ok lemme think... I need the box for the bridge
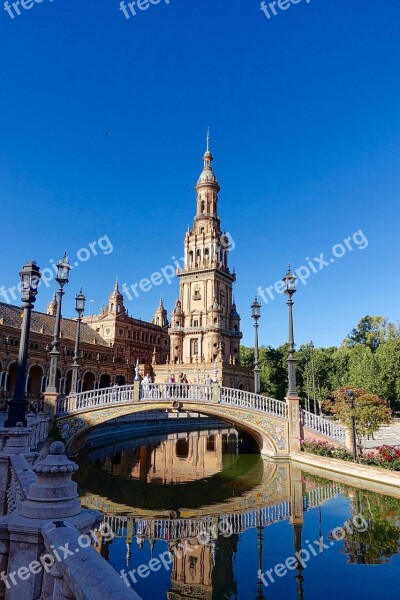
[52,382,347,457]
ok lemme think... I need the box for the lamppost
[251,297,261,394]
[309,341,318,414]
[71,288,85,395]
[46,253,71,394]
[283,266,297,397]
[4,261,41,427]
[346,389,358,460]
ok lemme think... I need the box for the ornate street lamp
[71,289,85,394]
[46,253,71,394]
[283,266,297,397]
[346,389,358,460]
[4,261,41,427]
[251,297,261,394]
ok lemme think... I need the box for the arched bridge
[54,383,346,457]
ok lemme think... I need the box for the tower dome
[107,278,125,315]
[46,292,58,316]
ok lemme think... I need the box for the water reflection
[76,424,400,599]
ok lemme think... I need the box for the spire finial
[206,127,210,152]
[114,275,119,292]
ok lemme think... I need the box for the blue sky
[0,0,399,348]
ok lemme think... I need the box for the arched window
[110,303,114,312]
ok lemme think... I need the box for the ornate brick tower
[168,134,243,368]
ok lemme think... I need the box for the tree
[375,338,400,410]
[343,316,389,352]
[324,387,391,446]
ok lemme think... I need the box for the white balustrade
[56,385,136,415]
[220,387,288,418]
[300,409,346,444]
[56,384,345,446]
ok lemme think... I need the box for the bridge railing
[141,383,212,402]
[300,409,346,444]
[220,387,288,418]
[57,385,135,414]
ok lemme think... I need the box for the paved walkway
[364,421,400,449]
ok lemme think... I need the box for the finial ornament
[206,127,210,151]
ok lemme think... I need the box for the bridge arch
[57,402,285,458]
[54,383,346,458]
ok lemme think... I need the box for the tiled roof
[0,302,109,347]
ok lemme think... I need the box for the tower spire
[206,127,210,152]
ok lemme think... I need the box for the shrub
[301,440,400,471]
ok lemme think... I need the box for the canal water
[75,422,400,600]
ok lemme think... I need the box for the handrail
[301,409,346,444]
[42,522,142,600]
[7,454,37,513]
[220,387,288,418]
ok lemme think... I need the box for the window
[193,320,199,327]
[193,285,201,300]
[191,339,199,355]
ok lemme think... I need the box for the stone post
[345,427,355,455]
[287,395,301,453]
[133,380,141,402]
[0,428,33,516]
[4,442,101,600]
[212,384,220,404]
[42,392,58,428]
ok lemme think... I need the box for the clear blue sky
[0,0,399,349]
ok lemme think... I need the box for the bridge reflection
[76,425,343,599]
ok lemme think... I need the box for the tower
[168,134,242,366]
[46,292,58,316]
[107,278,125,316]
[152,298,168,329]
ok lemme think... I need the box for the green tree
[375,338,400,410]
[324,387,391,446]
[343,316,390,352]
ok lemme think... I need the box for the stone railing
[301,409,347,444]
[57,385,136,414]
[6,453,37,513]
[141,383,212,402]
[27,416,50,450]
[1,441,141,600]
[42,522,142,600]
[57,383,289,421]
[220,387,288,418]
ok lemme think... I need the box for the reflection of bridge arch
[76,450,271,514]
[92,481,343,541]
